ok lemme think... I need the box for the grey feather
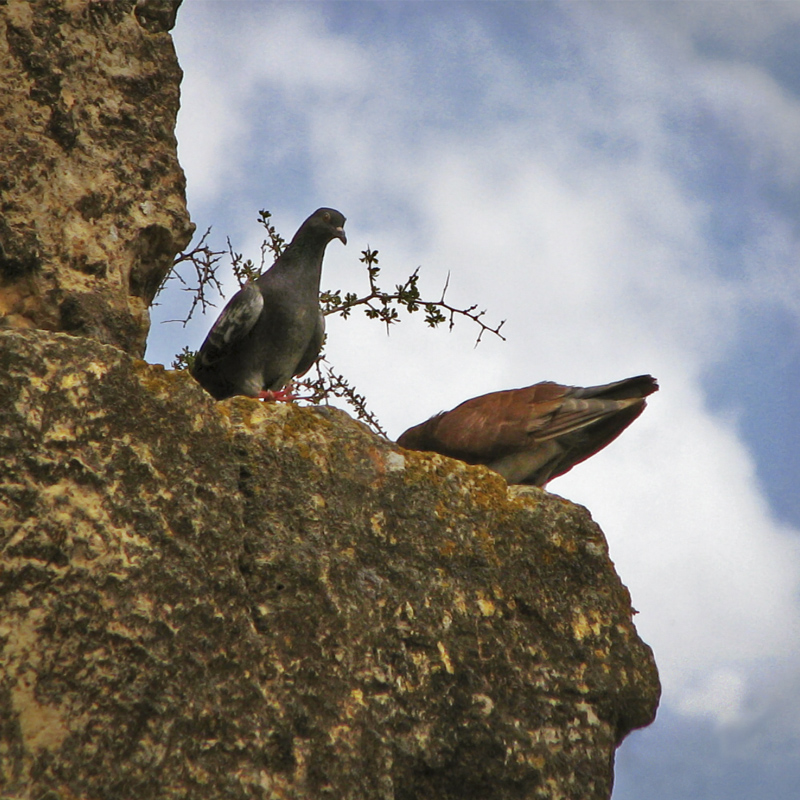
[293,311,325,379]
[193,285,264,370]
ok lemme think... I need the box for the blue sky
[148,3,800,796]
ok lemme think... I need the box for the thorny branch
[161,210,506,434]
[293,358,389,439]
[157,227,225,324]
[158,210,286,326]
[320,247,506,345]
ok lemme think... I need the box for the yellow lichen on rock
[0,328,660,800]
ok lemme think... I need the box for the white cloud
[696,60,800,187]
[677,668,748,724]
[603,0,800,56]
[556,376,800,702]
[175,59,247,206]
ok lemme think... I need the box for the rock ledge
[0,330,659,800]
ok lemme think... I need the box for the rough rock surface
[0,329,660,800]
[0,0,193,357]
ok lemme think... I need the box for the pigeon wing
[406,388,547,463]
[524,395,636,441]
[194,284,264,368]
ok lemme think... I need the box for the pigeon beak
[335,227,347,245]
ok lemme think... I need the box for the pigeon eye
[323,212,331,222]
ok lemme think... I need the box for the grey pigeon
[191,208,346,400]
[396,375,658,486]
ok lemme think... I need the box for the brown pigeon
[191,208,346,400]
[396,375,658,486]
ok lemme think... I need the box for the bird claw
[258,387,295,402]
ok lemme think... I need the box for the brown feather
[396,375,658,486]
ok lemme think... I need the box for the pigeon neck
[272,236,328,288]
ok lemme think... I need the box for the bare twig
[159,209,288,326]
[257,209,286,259]
[320,248,506,344]
[158,227,226,324]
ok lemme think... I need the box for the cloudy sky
[147,2,800,796]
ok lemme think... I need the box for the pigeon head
[300,207,347,246]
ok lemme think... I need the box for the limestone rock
[0,329,660,800]
[0,0,193,357]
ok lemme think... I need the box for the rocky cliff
[0,329,659,799]
[0,2,659,798]
[0,0,193,356]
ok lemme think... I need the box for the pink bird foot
[258,386,296,402]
